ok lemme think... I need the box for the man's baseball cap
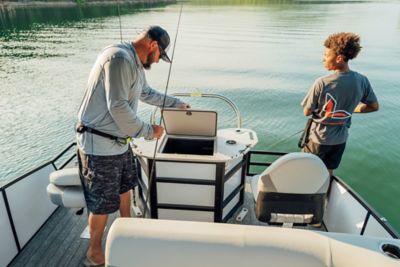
[146,26,171,63]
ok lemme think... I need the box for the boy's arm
[353,101,379,113]
[301,79,322,117]
[355,76,379,113]
[303,107,312,116]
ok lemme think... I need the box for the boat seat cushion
[105,218,400,267]
[106,218,331,267]
[47,184,86,208]
[47,168,85,208]
[250,152,330,224]
[49,168,81,186]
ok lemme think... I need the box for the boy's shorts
[77,148,137,214]
[302,141,346,170]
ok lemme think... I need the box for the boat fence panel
[323,180,368,234]
[225,156,243,174]
[223,159,243,200]
[363,216,393,238]
[157,183,215,206]
[5,164,57,248]
[156,161,217,180]
[222,193,240,220]
[157,209,214,222]
[0,191,19,267]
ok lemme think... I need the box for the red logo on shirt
[323,93,351,119]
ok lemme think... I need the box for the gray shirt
[77,42,183,155]
[301,70,377,145]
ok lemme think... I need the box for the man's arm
[353,101,379,113]
[104,58,154,139]
[140,81,185,108]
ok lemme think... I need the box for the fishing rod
[117,0,123,42]
[142,4,184,218]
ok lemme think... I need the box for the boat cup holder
[380,243,400,260]
[226,140,237,145]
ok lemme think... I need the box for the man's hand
[152,125,164,139]
[176,103,191,110]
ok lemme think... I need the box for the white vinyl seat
[250,152,329,224]
[47,168,86,208]
[105,218,400,267]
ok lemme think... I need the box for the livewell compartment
[162,137,214,155]
[160,109,217,156]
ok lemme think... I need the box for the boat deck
[9,180,324,267]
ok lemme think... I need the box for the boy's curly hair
[324,32,362,61]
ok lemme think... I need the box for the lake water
[1,0,399,231]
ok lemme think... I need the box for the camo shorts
[77,148,137,214]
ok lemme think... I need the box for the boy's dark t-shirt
[301,70,377,145]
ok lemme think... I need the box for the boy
[301,32,379,176]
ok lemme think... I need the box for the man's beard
[143,51,155,70]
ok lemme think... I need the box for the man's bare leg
[328,169,333,177]
[119,190,131,217]
[87,213,107,264]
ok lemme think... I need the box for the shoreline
[0,0,177,8]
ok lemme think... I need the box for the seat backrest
[254,152,330,224]
[105,218,400,267]
[257,152,329,195]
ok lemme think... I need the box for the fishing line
[267,129,303,149]
[143,4,184,218]
[117,0,123,42]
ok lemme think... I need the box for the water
[1,0,399,231]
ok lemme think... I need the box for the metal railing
[0,143,77,267]
[150,92,242,128]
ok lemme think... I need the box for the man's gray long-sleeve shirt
[77,42,183,155]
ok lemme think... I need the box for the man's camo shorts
[77,148,137,214]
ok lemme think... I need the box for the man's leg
[325,143,346,177]
[119,148,136,218]
[303,141,342,176]
[87,213,108,264]
[78,150,124,265]
[119,190,131,217]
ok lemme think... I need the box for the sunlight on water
[0,0,399,230]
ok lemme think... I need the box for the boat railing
[1,144,398,266]
[246,150,399,239]
[150,92,242,128]
[0,143,77,267]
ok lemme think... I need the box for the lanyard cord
[142,4,184,218]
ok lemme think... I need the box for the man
[301,32,379,176]
[76,25,190,266]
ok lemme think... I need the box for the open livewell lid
[162,108,217,137]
